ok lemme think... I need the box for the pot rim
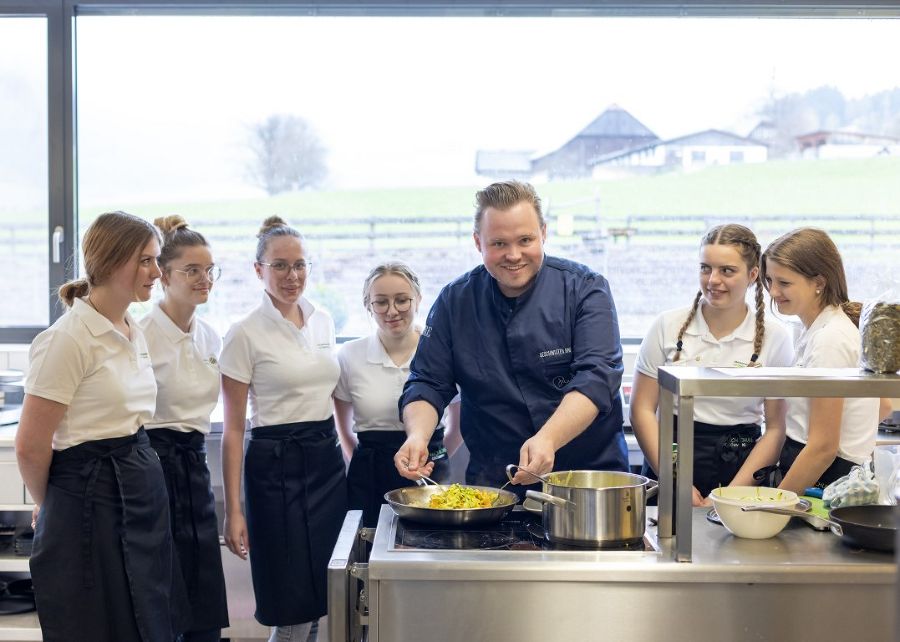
[542,469,653,491]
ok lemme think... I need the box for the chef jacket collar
[72,296,139,341]
[683,304,756,343]
[259,290,315,327]
[365,333,412,369]
[148,302,194,344]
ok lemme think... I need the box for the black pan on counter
[829,505,898,553]
[384,485,518,526]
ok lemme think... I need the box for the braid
[751,279,765,364]
[673,291,703,363]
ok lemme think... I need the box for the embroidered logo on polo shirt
[206,356,219,367]
[422,325,432,338]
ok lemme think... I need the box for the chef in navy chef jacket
[395,180,628,489]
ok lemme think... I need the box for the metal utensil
[416,472,445,490]
[491,480,512,506]
[741,504,842,533]
[505,464,553,485]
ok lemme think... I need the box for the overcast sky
[2,16,899,207]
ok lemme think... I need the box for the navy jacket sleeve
[563,273,624,416]
[398,286,459,420]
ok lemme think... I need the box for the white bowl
[709,486,799,539]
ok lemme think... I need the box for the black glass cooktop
[392,508,653,552]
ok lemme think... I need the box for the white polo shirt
[635,304,794,425]
[785,305,879,464]
[25,297,157,450]
[140,303,221,434]
[219,292,339,428]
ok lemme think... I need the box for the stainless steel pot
[513,466,658,547]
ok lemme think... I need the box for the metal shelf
[656,366,900,562]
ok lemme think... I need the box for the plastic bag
[822,464,879,508]
[873,445,900,505]
[859,286,900,374]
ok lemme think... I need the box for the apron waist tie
[78,442,135,589]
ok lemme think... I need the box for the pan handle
[644,479,659,501]
[526,490,575,509]
[506,464,553,485]
[829,523,844,537]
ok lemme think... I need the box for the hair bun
[154,215,189,234]
[258,215,288,238]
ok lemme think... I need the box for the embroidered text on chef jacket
[25,297,156,450]
[400,255,628,471]
[786,305,879,464]
[635,305,794,425]
[140,303,222,434]
[218,292,339,427]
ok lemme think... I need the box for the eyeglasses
[258,260,312,275]
[370,296,414,314]
[172,265,222,282]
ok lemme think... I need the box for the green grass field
[4,157,900,236]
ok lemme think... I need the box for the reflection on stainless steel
[327,505,895,642]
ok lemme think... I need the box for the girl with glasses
[219,216,346,642]
[139,215,229,642]
[17,211,184,641]
[334,261,461,527]
[630,224,794,506]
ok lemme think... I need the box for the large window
[3,4,900,342]
[0,16,48,328]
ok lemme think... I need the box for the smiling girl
[630,224,794,506]
[140,215,228,642]
[761,227,887,493]
[334,261,460,527]
[219,216,346,642]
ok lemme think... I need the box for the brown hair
[255,215,302,262]
[58,211,160,307]
[362,260,423,309]
[761,227,859,325]
[154,214,209,270]
[673,224,765,363]
[474,180,545,234]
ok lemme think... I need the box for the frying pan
[829,505,898,553]
[384,485,518,526]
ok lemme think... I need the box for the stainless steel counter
[332,505,895,642]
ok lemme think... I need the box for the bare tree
[247,114,327,195]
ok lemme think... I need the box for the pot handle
[525,490,575,509]
[644,479,659,501]
[506,464,552,485]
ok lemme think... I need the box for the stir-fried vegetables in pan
[427,484,500,509]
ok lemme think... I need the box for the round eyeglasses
[258,260,312,275]
[370,296,414,314]
[172,265,222,282]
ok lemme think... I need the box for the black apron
[30,428,186,642]
[778,436,857,489]
[642,418,762,498]
[245,418,347,626]
[347,428,449,528]
[148,428,229,633]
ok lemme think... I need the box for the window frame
[1,0,897,343]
